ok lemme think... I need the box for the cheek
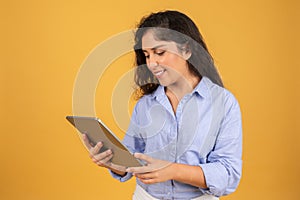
[164,54,187,71]
[169,51,185,62]
[160,54,177,67]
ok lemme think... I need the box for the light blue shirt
[111,77,242,199]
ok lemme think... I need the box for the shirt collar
[150,84,165,100]
[150,76,210,99]
[192,76,209,98]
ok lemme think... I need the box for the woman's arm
[127,153,207,188]
[172,163,207,188]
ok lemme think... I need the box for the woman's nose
[148,55,159,68]
[149,61,158,68]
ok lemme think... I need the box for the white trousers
[133,184,219,200]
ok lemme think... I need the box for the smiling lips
[153,69,166,78]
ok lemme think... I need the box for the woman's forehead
[141,31,177,51]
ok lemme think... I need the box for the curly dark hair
[134,10,223,98]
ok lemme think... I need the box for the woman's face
[141,30,192,88]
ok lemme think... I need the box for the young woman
[83,10,242,200]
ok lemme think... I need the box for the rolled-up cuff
[199,162,228,197]
[109,170,133,182]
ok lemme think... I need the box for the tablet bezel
[66,116,143,168]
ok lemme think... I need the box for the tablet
[66,116,143,167]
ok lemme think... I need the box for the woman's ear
[183,49,192,60]
[181,44,192,60]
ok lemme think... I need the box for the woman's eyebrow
[142,44,167,52]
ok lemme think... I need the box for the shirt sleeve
[199,92,243,197]
[109,170,133,182]
[109,100,145,182]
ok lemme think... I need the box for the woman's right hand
[82,134,127,176]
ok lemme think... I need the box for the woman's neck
[166,75,200,101]
[165,75,200,113]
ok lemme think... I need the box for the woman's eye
[156,51,165,56]
[143,50,165,59]
[143,53,149,58]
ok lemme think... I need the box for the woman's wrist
[170,163,180,180]
[110,168,126,177]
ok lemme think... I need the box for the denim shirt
[111,77,242,199]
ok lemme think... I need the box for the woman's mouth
[153,69,166,78]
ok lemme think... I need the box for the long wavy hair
[134,10,223,98]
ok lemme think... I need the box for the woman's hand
[82,134,127,175]
[126,153,174,184]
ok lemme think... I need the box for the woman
[83,10,242,199]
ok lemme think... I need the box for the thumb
[134,153,153,163]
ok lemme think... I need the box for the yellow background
[1,0,299,199]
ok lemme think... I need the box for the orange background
[1,0,299,199]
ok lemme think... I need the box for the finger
[126,165,152,174]
[90,142,103,156]
[96,153,113,166]
[135,172,155,179]
[134,153,153,163]
[82,134,92,149]
[138,177,156,184]
[93,149,112,161]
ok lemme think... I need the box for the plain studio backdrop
[0,0,299,199]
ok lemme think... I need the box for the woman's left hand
[126,153,175,184]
